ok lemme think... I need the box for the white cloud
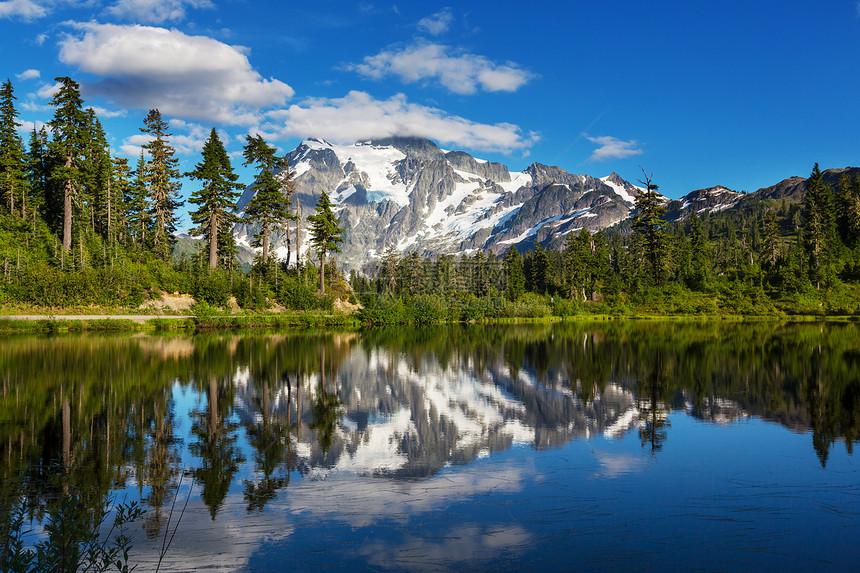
[36,81,61,99]
[262,90,538,154]
[58,22,295,125]
[417,7,452,35]
[17,119,47,133]
[35,32,48,44]
[89,105,126,118]
[16,69,41,80]
[106,0,214,24]
[0,0,47,20]
[119,118,209,157]
[351,43,533,95]
[585,134,643,162]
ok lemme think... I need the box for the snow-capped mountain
[233,137,651,269]
[230,138,860,270]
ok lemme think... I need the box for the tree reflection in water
[1,322,860,562]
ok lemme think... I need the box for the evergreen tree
[0,79,28,217]
[48,76,88,255]
[502,247,525,301]
[836,174,860,248]
[802,163,838,289]
[25,126,48,223]
[242,134,292,266]
[125,152,149,250]
[140,109,182,260]
[633,169,668,286]
[81,109,113,241]
[111,156,132,247]
[686,212,711,290]
[186,129,243,269]
[307,191,343,295]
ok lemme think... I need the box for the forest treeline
[0,76,344,312]
[1,76,860,318]
[353,164,860,322]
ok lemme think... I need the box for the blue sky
[2,0,860,228]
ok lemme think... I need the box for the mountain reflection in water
[1,322,859,571]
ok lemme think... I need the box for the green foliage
[186,128,243,269]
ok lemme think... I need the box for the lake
[1,321,859,571]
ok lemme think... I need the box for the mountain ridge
[232,136,858,271]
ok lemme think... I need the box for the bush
[410,294,448,324]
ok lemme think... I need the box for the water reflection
[1,322,859,570]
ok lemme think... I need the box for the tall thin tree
[307,191,343,295]
[186,129,243,269]
[48,77,88,255]
[141,109,183,260]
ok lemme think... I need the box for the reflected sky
[2,323,860,571]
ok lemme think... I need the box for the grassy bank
[0,311,361,334]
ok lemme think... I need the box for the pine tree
[502,247,525,301]
[140,109,183,260]
[242,134,292,266]
[307,191,343,295]
[81,109,113,241]
[633,169,668,286]
[186,129,243,269]
[686,212,711,290]
[802,163,838,289]
[125,152,149,250]
[25,126,48,223]
[48,76,88,255]
[0,79,28,217]
[836,174,860,248]
[111,156,132,247]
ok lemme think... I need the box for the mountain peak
[368,136,445,162]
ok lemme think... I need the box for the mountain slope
[234,137,650,269]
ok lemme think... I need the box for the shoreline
[0,310,855,334]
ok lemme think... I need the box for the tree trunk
[286,219,292,268]
[63,157,72,253]
[6,173,13,214]
[106,177,112,245]
[319,249,326,295]
[261,224,269,265]
[208,212,218,269]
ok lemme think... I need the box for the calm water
[2,322,860,571]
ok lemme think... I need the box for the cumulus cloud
[106,0,214,24]
[351,43,533,95]
[0,0,47,19]
[417,7,452,35]
[262,90,538,154]
[585,134,643,162]
[17,119,48,134]
[16,69,41,80]
[58,22,295,125]
[119,118,210,157]
[36,81,61,99]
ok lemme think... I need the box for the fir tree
[48,76,88,255]
[186,129,243,269]
[242,134,292,266]
[111,156,132,247]
[25,126,48,223]
[503,247,525,301]
[307,191,343,295]
[633,169,668,285]
[140,109,183,260]
[0,79,28,217]
[125,152,149,250]
[802,163,838,289]
[686,212,711,290]
[836,174,860,248]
